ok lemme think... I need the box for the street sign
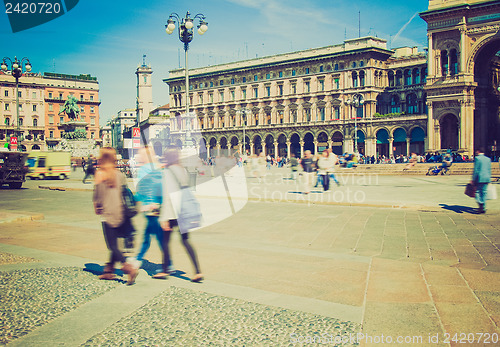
[123,139,132,149]
[10,137,17,151]
[133,139,141,149]
[132,127,140,138]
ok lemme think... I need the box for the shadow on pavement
[439,204,479,214]
[83,263,127,284]
[140,259,190,281]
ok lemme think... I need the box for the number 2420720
[5,2,62,14]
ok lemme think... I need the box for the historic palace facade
[165,36,428,159]
[0,71,101,151]
[164,0,500,159]
[421,0,500,157]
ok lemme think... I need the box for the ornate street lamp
[345,93,364,154]
[165,11,208,148]
[1,56,32,151]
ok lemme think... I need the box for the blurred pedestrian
[289,153,299,180]
[134,146,174,275]
[316,150,333,191]
[93,147,138,285]
[327,149,341,186]
[471,148,491,214]
[158,148,203,282]
[83,155,96,184]
[300,150,315,194]
[404,152,417,171]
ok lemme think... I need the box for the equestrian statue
[59,95,80,120]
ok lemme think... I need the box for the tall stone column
[366,136,376,157]
[297,104,304,123]
[461,99,474,156]
[459,27,467,74]
[426,101,435,152]
[271,107,277,124]
[274,141,278,157]
[259,108,265,125]
[427,33,434,76]
[286,141,291,159]
[261,141,266,156]
[216,144,221,157]
[299,140,305,158]
[326,100,332,120]
[389,137,394,158]
[250,143,255,156]
[314,141,319,155]
[406,139,410,156]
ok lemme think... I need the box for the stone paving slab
[0,211,44,224]
[2,171,500,345]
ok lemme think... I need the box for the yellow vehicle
[26,151,71,180]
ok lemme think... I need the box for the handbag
[487,184,498,200]
[168,168,202,234]
[464,183,476,198]
[122,184,138,218]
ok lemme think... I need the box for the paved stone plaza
[0,167,499,346]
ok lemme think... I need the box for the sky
[0,0,429,125]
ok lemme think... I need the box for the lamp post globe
[2,56,32,151]
[165,11,207,154]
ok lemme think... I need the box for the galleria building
[163,0,500,159]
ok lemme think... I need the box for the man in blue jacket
[472,148,491,214]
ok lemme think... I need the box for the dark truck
[0,151,29,189]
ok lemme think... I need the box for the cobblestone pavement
[0,251,39,265]
[0,266,118,345]
[82,286,360,346]
[0,168,499,346]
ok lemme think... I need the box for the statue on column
[59,95,80,120]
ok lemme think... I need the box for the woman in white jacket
[158,148,203,282]
[316,150,334,191]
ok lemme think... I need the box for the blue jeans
[137,216,168,264]
[329,173,339,184]
[475,183,488,208]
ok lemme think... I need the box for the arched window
[395,71,402,86]
[334,63,339,71]
[450,49,458,75]
[390,95,401,113]
[5,118,10,126]
[33,118,38,127]
[412,68,420,84]
[388,71,395,87]
[441,50,448,75]
[407,93,418,114]
[352,62,357,68]
[359,61,364,67]
[404,69,411,85]
[352,71,358,88]
[356,105,364,118]
[19,118,23,126]
[359,71,365,87]
[376,95,385,114]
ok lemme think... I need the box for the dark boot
[478,203,486,214]
[98,262,116,280]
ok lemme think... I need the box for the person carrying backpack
[158,148,203,282]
